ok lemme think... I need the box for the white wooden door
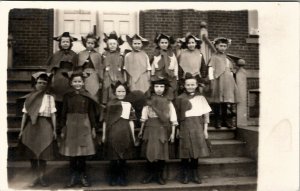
[55,10,138,54]
[55,9,96,53]
[98,11,138,54]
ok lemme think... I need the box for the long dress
[101,50,125,105]
[59,89,98,157]
[77,49,103,102]
[19,91,57,160]
[104,99,136,160]
[175,92,211,159]
[124,50,151,93]
[208,52,240,103]
[46,50,77,102]
[178,49,207,81]
[141,95,178,162]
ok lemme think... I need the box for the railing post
[236,59,248,127]
[199,21,214,64]
[8,34,15,68]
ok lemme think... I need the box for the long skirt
[20,117,56,160]
[59,113,95,156]
[210,68,240,103]
[105,118,134,160]
[84,68,101,103]
[178,116,210,159]
[141,118,169,162]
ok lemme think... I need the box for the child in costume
[175,73,211,184]
[208,37,240,129]
[59,72,98,188]
[124,34,151,94]
[101,31,126,107]
[18,72,56,187]
[151,33,178,100]
[124,34,151,127]
[178,33,208,93]
[77,32,103,103]
[46,32,78,102]
[102,82,136,186]
[138,78,178,185]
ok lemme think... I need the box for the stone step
[7,89,32,103]
[8,173,257,191]
[7,67,46,81]
[7,79,32,90]
[7,137,245,161]
[7,157,257,182]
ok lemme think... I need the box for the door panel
[56,9,96,53]
[55,10,137,54]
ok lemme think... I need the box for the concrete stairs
[6,67,257,190]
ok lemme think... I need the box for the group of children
[17,30,240,188]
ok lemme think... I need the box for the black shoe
[141,174,153,184]
[65,174,77,188]
[29,178,39,188]
[80,174,91,187]
[222,121,235,129]
[119,176,128,186]
[157,173,166,185]
[181,172,189,184]
[109,176,118,186]
[214,120,222,129]
[192,170,202,184]
[39,176,49,187]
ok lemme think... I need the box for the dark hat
[126,34,149,47]
[81,32,100,48]
[150,76,170,86]
[184,72,196,80]
[103,31,124,45]
[62,71,90,80]
[31,72,52,87]
[154,33,175,45]
[212,37,232,45]
[53,32,78,42]
[182,32,202,49]
[111,81,129,94]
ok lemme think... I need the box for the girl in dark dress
[102,82,136,186]
[18,72,57,187]
[59,72,98,188]
[175,73,211,184]
[138,78,178,185]
[46,32,78,136]
[46,32,78,102]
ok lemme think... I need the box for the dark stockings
[30,159,48,187]
[67,156,90,187]
[109,159,128,186]
[180,159,201,184]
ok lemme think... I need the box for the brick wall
[139,9,259,70]
[9,8,54,67]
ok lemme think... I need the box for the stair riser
[210,144,245,157]
[8,70,45,80]
[7,161,257,182]
[7,102,17,115]
[7,82,32,90]
[209,131,235,140]
[7,92,31,103]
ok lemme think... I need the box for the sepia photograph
[0,2,298,191]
